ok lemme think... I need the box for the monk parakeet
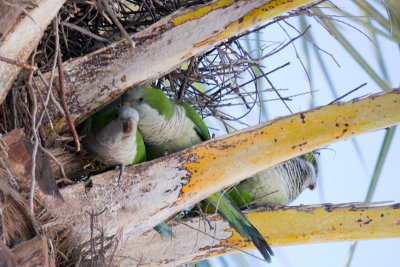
[80,105,174,238]
[80,105,146,179]
[122,85,274,262]
[228,153,317,209]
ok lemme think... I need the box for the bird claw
[117,164,125,183]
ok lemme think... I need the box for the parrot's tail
[206,192,273,263]
[154,221,175,238]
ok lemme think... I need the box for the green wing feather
[133,130,147,164]
[77,117,91,135]
[175,100,210,141]
[78,109,118,135]
[206,192,273,262]
[201,188,255,213]
[91,109,118,135]
[227,188,256,209]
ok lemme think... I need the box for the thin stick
[328,83,368,105]
[53,18,81,152]
[35,45,61,132]
[99,0,135,48]
[0,55,37,72]
[0,154,20,190]
[61,21,110,43]
[37,70,64,116]
[40,238,49,267]
[177,57,196,100]
[40,145,66,178]
[28,56,39,214]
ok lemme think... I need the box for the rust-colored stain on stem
[177,90,400,204]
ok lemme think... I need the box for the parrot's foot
[117,164,125,183]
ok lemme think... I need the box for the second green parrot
[213,153,317,211]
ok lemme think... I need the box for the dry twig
[0,56,37,72]
[53,17,81,152]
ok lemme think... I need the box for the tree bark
[0,0,65,103]
[11,237,54,267]
[1,129,63,208]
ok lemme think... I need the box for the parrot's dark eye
[139,97,144,102]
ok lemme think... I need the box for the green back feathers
[79,108,118,136]
[227,188,256,209]
[143,86,175,120]
[176,100,210,141]
[201,189,255,214]
[91,109,118,135]
[141,86,210,140]
[77,116,91,134]
[298,151,316,163]
[133,130,147,164]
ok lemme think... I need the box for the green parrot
[224,153,317,210]
[122,85,274,262]
[80,105,146,176]
[80,105,174,238]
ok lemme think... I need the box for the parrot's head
[117,106,139,136]
[297,152,318,191]
[280,155,318,203]
[123,85,149,107]
[122,85,174,120]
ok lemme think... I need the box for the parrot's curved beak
[123,118,136,135]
